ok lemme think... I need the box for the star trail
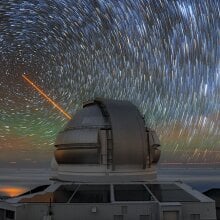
[0,0,219,167]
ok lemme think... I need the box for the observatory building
[0,99,216,220]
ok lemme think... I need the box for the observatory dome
[52,98,161,182]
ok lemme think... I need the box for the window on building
[70,184,110,203]
[114,184,151,201]
[53,184,78,203]
[146,184,198,202]
[5,210,15,219]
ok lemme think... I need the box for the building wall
[16,205,28,220]
[16,202,159,220]
[0,199,214,220]
[182,202,216,220]
[15,201,217,220]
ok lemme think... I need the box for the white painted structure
[0,99,216,220]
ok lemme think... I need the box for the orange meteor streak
[22,74,72,120]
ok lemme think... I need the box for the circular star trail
[0,0,219,167]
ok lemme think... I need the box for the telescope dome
[53,98,161,182]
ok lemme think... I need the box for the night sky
[0,0,219,168]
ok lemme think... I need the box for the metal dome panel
[65,104,109,129]
[95,99,146,168]
[55,128,99,146]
